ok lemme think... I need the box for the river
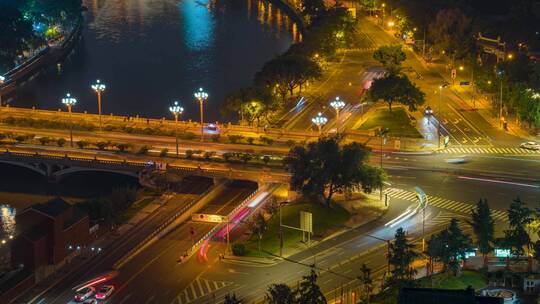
[13,0,298,121]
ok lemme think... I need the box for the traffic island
[357,106,423,139]
[236,193,387,259]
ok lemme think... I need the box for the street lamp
[311,112,327,135]
[169,101,184,157]
[91,79,106,131]
[378,127,388,201]
[330,96,345,120]
[437,84,448,149]
[497,70,505,128]
[0,76,4,107]
[62,93,77,147]
[194,88,208,142]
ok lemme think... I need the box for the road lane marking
[385,188,508,221]
[457,176,540,188]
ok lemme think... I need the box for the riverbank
[0,18,83,104]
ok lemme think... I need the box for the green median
[358,107,422,138]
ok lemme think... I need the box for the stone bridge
[0,150,290,186]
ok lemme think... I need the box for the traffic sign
[415,187,428,209]
[451,69,457,79]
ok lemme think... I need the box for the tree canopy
[388,227,419,285]
[286,137,385,206]
[373,45,406,74]
[368,73,425,112]
[468,199,494,267]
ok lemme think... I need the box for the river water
[13,0,297,121]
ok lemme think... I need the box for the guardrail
[182,184,275,260]
[111,182,221,269]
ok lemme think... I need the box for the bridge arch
[51,167,140,181]
[0,160,47,176]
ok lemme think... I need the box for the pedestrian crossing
[427,212,471,232]
[385,188,508,222]
[437,147,540,155]
[176,277,233,304]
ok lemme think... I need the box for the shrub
[14,135,28,143]
[185,150,193,159]
[0,133,6,141]
[56,138,66,147]
[96,141,109,150]
[104,125,115,131]
[286,139,296,147]
[180,132,197,140]
[38,137,51,145]
[204,151,216,160]
[223,152,233,161]
[160,148,169,157]
[116,143,131,153]
[76,140,89,149]
[246,137,255,145]
[241,153,252,164]
[231,243,246,256]
[262,155,271,165]
[228,135,244,144]
[260,136,274,146]
[211,134,220,142]
[136,145,150,155]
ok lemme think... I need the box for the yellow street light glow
[507,53,514,60]
[488,80,492,85]
[459,66,464,71]
[387,21,395,27]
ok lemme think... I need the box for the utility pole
[378,128,388,201]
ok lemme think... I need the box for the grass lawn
[371,271,487,304]
[243,201,350,257]
[358,107,422,138]
[119,197,155,223]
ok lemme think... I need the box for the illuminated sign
[494,248,511,257]
[192,214,227,223]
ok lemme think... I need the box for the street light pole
[311,112,328,136]
[0,76,5,107]
[91,80,106,131]
[194,88,208,142]
[62,93,77,147]
[378,128,388,201]
[169,101,184,157]
[330,96,346,131]
[499,77,503,128]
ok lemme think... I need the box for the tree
[266,284,295,304]
[297,268,326,304]
[255,55,321,101]
[427,219,471,276]
[358,263,374,303]
[224,293,242,304]
[503,197,533,257]
[301,0,325,18]
[468,199,495,267]
[368,73,425,112]
[0,3,34,69]
[286,137,384,206]
[428,8,473,59]
[373,45,406,74]
[387,228,419,285]
[250,213,267,251]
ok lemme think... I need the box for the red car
[95,285,115,300]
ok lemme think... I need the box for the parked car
[95,285,115,300]
[520,142,540,150]
[74,287,95,302]
[424,106,433,115]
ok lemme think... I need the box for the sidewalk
[16,195,168,303]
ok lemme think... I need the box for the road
[26,177,214,304]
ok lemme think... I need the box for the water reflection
[15,0,297,121]
[0,205,16,238]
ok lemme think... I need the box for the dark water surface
[14,0,297,121]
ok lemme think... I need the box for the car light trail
[247,191,269,208]
[457,176,540,188]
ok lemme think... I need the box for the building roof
[63,207,87,230]
[30,198,71,218]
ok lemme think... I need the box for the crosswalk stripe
[438,146,540,154]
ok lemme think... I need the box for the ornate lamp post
[62,93,77,147]
[91,79,106,131]
[169,101,184,157]
[0,76,5,107]
[311,112,327,136]
[194,88,208,142]
[330,96,346,120]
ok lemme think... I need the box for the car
[95,285,115,300]
[83,299,98,304]
[520,142,540,150]
[424,106,433,115]
[74,287,95,302]
[445,158,467,164]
